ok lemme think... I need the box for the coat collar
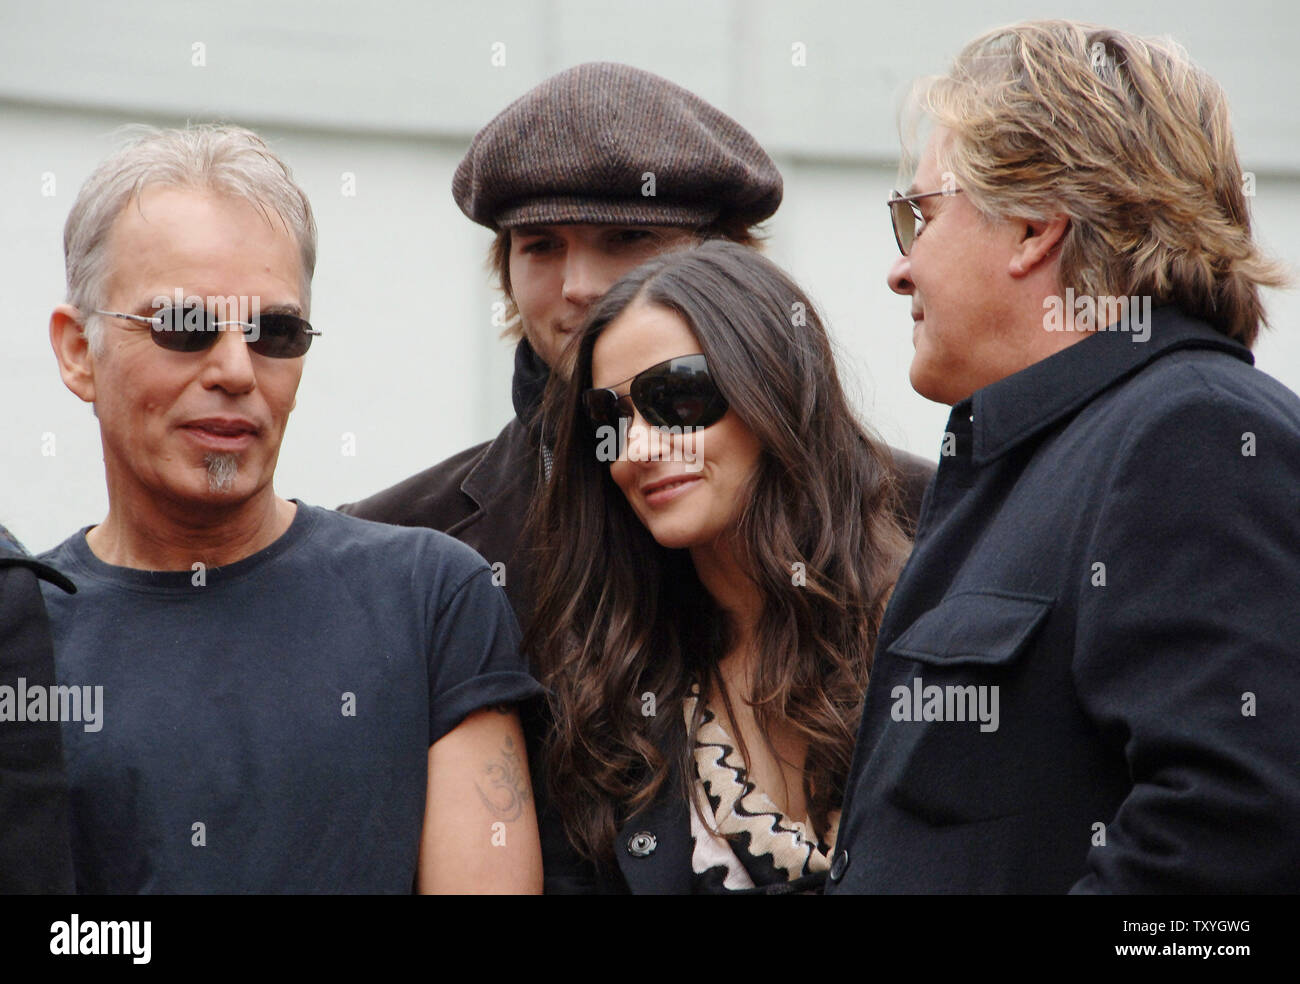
[0,529,76,593]
[458,339,550,513]
[964,306,1253,467]
[510,337,551,427]
[459,415,539,514]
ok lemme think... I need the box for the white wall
[2,0,1296,551]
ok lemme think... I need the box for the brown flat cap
[453,62,782,231]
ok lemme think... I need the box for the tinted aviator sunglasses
[93,303,320,358]
[582,353,729,430]
[887,187,962,255]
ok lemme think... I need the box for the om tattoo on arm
[475,733,531,822]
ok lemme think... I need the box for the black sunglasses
[583,353,729,430]
[93,303,320,358]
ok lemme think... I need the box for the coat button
[627,831,657,858]
[829,849,849,882]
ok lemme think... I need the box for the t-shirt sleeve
[424,563,543,746]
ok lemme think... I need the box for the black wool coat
[826,307,1300,894]
[0,528,77,893]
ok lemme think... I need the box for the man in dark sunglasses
[38,124,543,894]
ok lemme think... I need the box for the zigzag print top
[683,687,840,894]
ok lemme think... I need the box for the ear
[49,304,97,404]
[1009,214,1069,278]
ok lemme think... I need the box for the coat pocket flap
[887,591,1053,667]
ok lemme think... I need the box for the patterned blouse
[683,687,840,894]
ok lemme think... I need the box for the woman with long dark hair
[526,240,929,893]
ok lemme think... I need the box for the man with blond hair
[42,124,542,893]
[828,20,1300,893]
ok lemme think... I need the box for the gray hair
[65,123,318,354]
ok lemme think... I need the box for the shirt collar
[963,305,1253,466]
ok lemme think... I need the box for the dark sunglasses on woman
[92,303,320,358]
[583,353,729,430]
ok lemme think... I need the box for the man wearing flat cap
[342,62,934,895]
[341,61,933,633]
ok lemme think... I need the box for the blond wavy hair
[903,19,1288,347]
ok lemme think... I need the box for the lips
[641,474,703,506]
[184,418,258,436]
[180,417,260,450]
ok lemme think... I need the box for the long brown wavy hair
[523,240,911,864]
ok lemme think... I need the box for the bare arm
[417,705,542,894]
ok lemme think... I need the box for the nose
[887,254,914,296]
[199,324,257,394]
[624,410,650,463]
[622,410,671,464]
[561,251,605,309]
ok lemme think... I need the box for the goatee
[203,453,239,493]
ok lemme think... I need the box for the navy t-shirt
[38,502,541,893]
